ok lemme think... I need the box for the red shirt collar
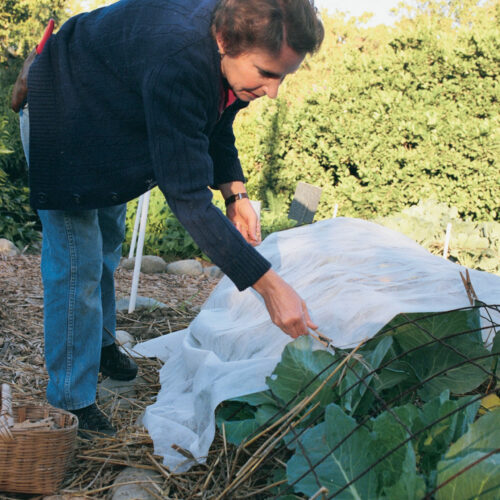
[219,79,237,114]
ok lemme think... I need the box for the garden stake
[460,269,478,305]
[309,328,335,355]
[443,222,452,258]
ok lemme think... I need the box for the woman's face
[217,39,305,102]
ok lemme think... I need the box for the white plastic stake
[333,204,338,218]
[250,199,261,221]
[128,190,151,313]
[443,223,452,259]
[128,195,144,259]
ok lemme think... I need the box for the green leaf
[381,464,425,500]
[445,408,500,460]
[230,390,278,407]
[215,401,259,445]
[380,447,426,500]
[286,404,378,499]
[373,349,413,393]
[255,404,282,426]
[218,418,260,446]
[436,452,500,500]
[266,336,337,408]
[370,409,425,498]
[341,336,393,415]
[412,391,480,475]
[267,467,302,499]
[377,309,490,400]
[492,332,500,378]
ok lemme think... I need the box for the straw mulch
[0,255,282,500]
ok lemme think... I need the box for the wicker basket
[0,404,78,494]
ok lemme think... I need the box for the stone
[116,330,135,348]
[98,376,145,409]
[166,259,203,276]
[0,238,20,257]
[116,296,168,313]
[111,467,164,500]
[120,255,167,274]
[120,257,135,270]
[204,265,224,279]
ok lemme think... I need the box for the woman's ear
[215,33,225,56]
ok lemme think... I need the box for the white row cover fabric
[133,217,500,472]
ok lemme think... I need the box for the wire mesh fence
[216,302,500,499]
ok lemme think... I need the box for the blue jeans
[20,108,127,410]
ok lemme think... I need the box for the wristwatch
[225,192,249,207]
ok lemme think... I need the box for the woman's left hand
[226,197,261,246]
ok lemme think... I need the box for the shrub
[123,188,203,261]
[235,2,500,222]
[123,188,297,261]
[0,63,41,251]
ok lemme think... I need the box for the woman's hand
[226,197,261,246]
[219,181,261,246]
[252,269,317,338]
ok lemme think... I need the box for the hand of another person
[252,269,317,338]
[226,197,261,247]
[11,48,37,112]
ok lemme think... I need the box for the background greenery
[0,0,498,273]
[235,0,499,222]
[0,0,69,249]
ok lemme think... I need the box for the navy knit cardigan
[27,0,271,290]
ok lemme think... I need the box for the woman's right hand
[252,269,317,338]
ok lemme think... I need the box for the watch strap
[225,192,249,207]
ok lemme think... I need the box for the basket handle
[0,383,14,441]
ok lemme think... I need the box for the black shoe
[72,403,116,438]
[100,342,138,381]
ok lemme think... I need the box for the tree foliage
[0,0,107,250]
[0,0,67,61]
[0,0,498,253]
[235,0,499,222]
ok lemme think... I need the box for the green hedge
[0,62,41,250]
[0,0,68,251]
[1,1,498,259]
[123,188,202,261]
[235,1,499,222]
[123,188,296,261]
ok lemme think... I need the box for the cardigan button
[110,192,119,203]
[37,192,47,204]
[73,194,81,205]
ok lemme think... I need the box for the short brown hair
[211,0,324,57]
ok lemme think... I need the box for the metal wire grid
[224,303,500,499]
